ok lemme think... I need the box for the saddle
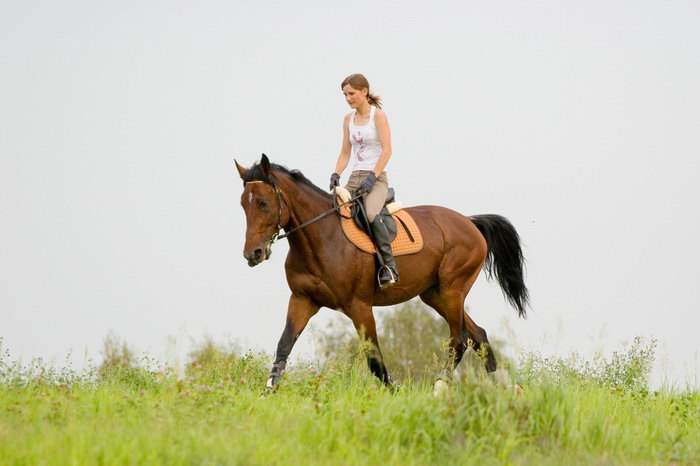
[333,186,423,256]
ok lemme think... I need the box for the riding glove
[357,172,377,195]
[329,173,340,191]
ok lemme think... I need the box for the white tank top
[348,106,382,171]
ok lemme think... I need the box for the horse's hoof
[259,376,278,397]
[260,384,277,398]
[489,368,512,387]
[432,379,449,397]
[388,381,402,393]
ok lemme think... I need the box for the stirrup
[377,265,398,290]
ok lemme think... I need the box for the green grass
[1,344,698,465]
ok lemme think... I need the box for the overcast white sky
[2,0,699,386]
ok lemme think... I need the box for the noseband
[245,178,361,243]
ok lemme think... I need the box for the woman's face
[342,84,368,109]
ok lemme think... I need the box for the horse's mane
[244,162,331,200]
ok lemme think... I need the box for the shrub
[99,331,137,375]
[517,336,657,392]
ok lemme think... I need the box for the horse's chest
[287,272,335,302]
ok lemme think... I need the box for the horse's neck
[280,176,333,230]
[277,176,337,256]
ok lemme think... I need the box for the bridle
[245,180,288,243]
[244,178,361,244]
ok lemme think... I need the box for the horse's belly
[372,252,442,306]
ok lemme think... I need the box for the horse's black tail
[470,214,530,318]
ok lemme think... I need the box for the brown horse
[235,155,529,388]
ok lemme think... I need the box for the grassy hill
[1,336,698,465]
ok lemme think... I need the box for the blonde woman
[330,73,398,289]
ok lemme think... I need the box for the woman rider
[329,73,399,289]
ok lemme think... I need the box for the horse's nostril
[244,248,264,264]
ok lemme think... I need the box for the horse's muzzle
[245,248,264,267]
[244,241,273,267]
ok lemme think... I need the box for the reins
[245,179,361,242]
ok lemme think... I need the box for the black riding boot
[369,216,399,289]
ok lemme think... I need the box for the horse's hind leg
[419,286,469,373]
[420,256,500,376]
[463,312,497,372]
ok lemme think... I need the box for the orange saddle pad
[337,198,423,256]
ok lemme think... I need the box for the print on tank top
[351,131,366,160]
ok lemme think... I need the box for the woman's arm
[333,114,352,175]
[372,109,393,177]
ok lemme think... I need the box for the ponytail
[366,92,382,109]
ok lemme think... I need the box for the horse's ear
[260,153,271,177]
[235,160,248,180]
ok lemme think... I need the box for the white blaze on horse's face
[240,182,279,267]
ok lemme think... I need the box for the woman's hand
[357,172,377,195]
[329,173,340,191]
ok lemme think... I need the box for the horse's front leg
[266,294,319,389]
[346,301,393,386]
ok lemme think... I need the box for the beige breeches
[345,170,389,222]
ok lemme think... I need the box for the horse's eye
[258,200,268,209]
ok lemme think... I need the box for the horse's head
[235,154,289,267]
